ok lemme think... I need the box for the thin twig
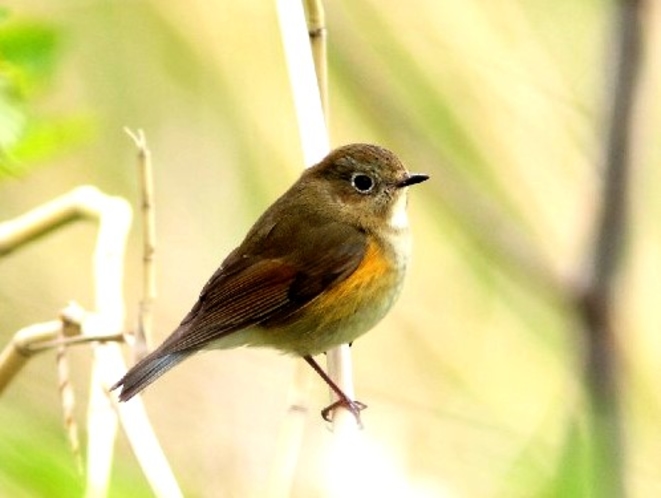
[125,127,156,361]
[22,332,124,353]
[578,0,643,495]
[305,0,328,122]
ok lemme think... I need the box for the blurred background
[1,0,660,496]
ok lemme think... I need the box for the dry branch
[0,183,182,497]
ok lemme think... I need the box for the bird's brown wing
[157,218,367,355]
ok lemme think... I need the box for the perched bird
[112,143,428,422]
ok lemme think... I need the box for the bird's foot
[321,398,367,427]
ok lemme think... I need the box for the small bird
[112,143,428,423]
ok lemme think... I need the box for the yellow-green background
[1,1,660,496]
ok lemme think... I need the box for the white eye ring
[351,173,375,194]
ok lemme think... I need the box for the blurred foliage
[0,0,659,497]
[0,409,82,497]
[0,10,91,177]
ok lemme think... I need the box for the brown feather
[156,215,367,355]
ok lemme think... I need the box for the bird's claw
[321,399,367,427]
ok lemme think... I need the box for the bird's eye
[351,173,374,193]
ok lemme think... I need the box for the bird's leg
[303,355,367,426]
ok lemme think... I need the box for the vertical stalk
[126,128,157,362]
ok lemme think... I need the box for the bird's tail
[111,348,192,401]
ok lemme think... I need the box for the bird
[112,143,428,423]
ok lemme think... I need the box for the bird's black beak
[397,173,429,188]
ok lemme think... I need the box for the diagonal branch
[578,0,643,495]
